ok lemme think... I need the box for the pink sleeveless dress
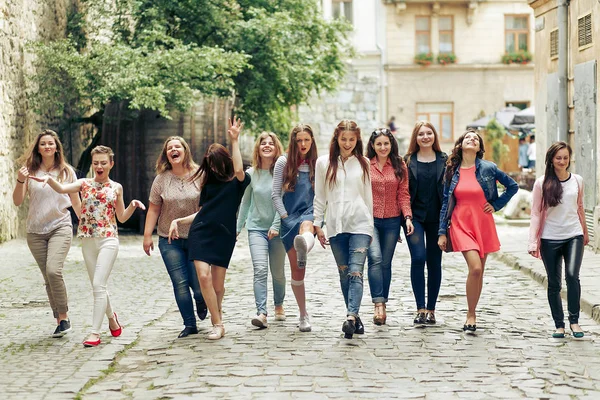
[449,166,500,257]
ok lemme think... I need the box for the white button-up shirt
[313,154,374,239]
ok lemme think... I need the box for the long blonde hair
[18,129,74,182]
[252,132,284,174]
[155,136,198,174]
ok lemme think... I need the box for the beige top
[26,168,76,234]
[149,170,201,238]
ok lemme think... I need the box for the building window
[439,16,454,53]
[505,15,529,52]
[550,29,558,58]
[332,0,353,24]
[416,103,454,141]
[578,14,592,48]
[416,16,431,54]
[506,101,530,110]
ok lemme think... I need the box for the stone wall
[0,0,69,242]
[297,68,381,155]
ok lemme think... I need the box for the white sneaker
[294,235,307,269]
[251,314,268,329]
[298,314,312,332]
[207,324,225,340]
[274,308,286,321]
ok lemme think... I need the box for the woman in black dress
[169,118,250,340]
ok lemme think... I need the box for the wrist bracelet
[17,179,25,184]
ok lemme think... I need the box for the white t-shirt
[527,142,536,161]
[541,174,583,240]
[26,168,76,234]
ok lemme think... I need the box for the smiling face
[417,125,435,150]
[552,148,570,173]
[37,135,57,160]
[92,153,114,180]
[338,131,357,159]
[259,136,276,162]
[296,131,313,157]
[461,131,481,152]
[373,135,391,159]
[166,139,185,166]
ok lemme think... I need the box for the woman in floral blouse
[31,145,145,347]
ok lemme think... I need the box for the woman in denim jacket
[438,129,518,332]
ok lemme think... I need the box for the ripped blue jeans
[329,233,371,318]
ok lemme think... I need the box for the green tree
[484,118,509,166]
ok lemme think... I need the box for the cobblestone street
[1,227,600,399]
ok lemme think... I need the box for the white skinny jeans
[81,237,119,334]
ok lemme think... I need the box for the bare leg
[211,265,227,319]
[287,249,307,316]
[195,261,221,325]
[463,251,486,326]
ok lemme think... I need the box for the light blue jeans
[330,233,371,318]
[248,230,286,316]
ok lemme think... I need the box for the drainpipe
[557,0,568,142]
[375,1,386,126]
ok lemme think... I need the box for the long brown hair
[444,129,486,183]
[190,143,233,189]
[155,136,198,174]
[542,141,572,208]
[405,121,443,164]
[18,129,74,182]
[252,132,284,175]
[282,124,318,192]
[366,128,405,181]
[326,120,370,188]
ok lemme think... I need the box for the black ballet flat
[355,317,364,335]
[178,326,199,338]
[463,324,477,332]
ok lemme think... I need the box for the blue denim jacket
[438,158,518,235]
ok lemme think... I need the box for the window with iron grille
[550,29,558,58]
[578,14,592,48]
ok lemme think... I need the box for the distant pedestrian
[518,137,529,169]
[366,127,413,326]
[527,135,536,169]
[31,145,146,347]
[271,124,318,332]
[237,132,287,329]
[169,118,249,341]
[387,116,397,134]
[404,121,447,326]
[12,130,81,338]
[143,136,207,339]
[314,120,373,339]
[438,129,518,332]
[528,142,588,339]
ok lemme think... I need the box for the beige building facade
[383,0,535,151]
[529,0,600,249]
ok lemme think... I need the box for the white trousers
[81,237,119,334]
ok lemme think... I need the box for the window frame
[504,14,530,53]
[332,0,353,25]
[550,29,558,59]
[416,102,454,142]
[415,16,432,55]
[438,15,454,54]
[577,13,593,50]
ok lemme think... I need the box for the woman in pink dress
[438,129,518,332]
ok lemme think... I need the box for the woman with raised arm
[31,145,146,347]
[12,129,81,338]
[143,136,207,339]
[237,132,286,329]
[528,142,588,338]
[271,124,318,332]
[366,127,413,325]
[438,129,517,332]
[169,118,250,341]
[314,120,373,339]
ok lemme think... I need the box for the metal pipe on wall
[557,0,569,142]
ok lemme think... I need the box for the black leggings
[540,235,584,329]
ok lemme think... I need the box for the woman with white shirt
[528,142,589,338]
[314,120,373,339]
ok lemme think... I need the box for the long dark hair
[326,120,370,188]
[366,128,405,181]
[190,143,233,189]
[444,129,486,183]
[283,124,318,192]
[542,141,572,208]
[405,120,443,161]
[18,130,74,182]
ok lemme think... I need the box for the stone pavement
[1,228,600,399]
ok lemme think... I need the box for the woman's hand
[528,250,539,258]
[228,117,244,141]
[17,166,29,182]
[130,200,147,211]
[28,175,50,185]
[168,219,180,244]
[268,229,279,240]
[482,202,494,214]
[143,236,154,256]
[438,234,447,251]
[405,219,414,236]
[314,226,329,248]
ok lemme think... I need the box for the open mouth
[170,152,180,160]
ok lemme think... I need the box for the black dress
[188,172,251,267]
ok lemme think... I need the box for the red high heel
[83,336,101,347]
[110,312,123,337]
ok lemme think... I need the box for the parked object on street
[12,129,82,338]
[528,142,589,339]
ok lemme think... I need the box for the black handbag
[445,220,453,253]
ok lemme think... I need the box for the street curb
[492,251,600,324]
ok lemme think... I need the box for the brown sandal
[373,304,385,325]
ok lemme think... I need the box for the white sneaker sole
[251,317,268,329]
[294,236,307,269]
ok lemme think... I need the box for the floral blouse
[78,179,118,238]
